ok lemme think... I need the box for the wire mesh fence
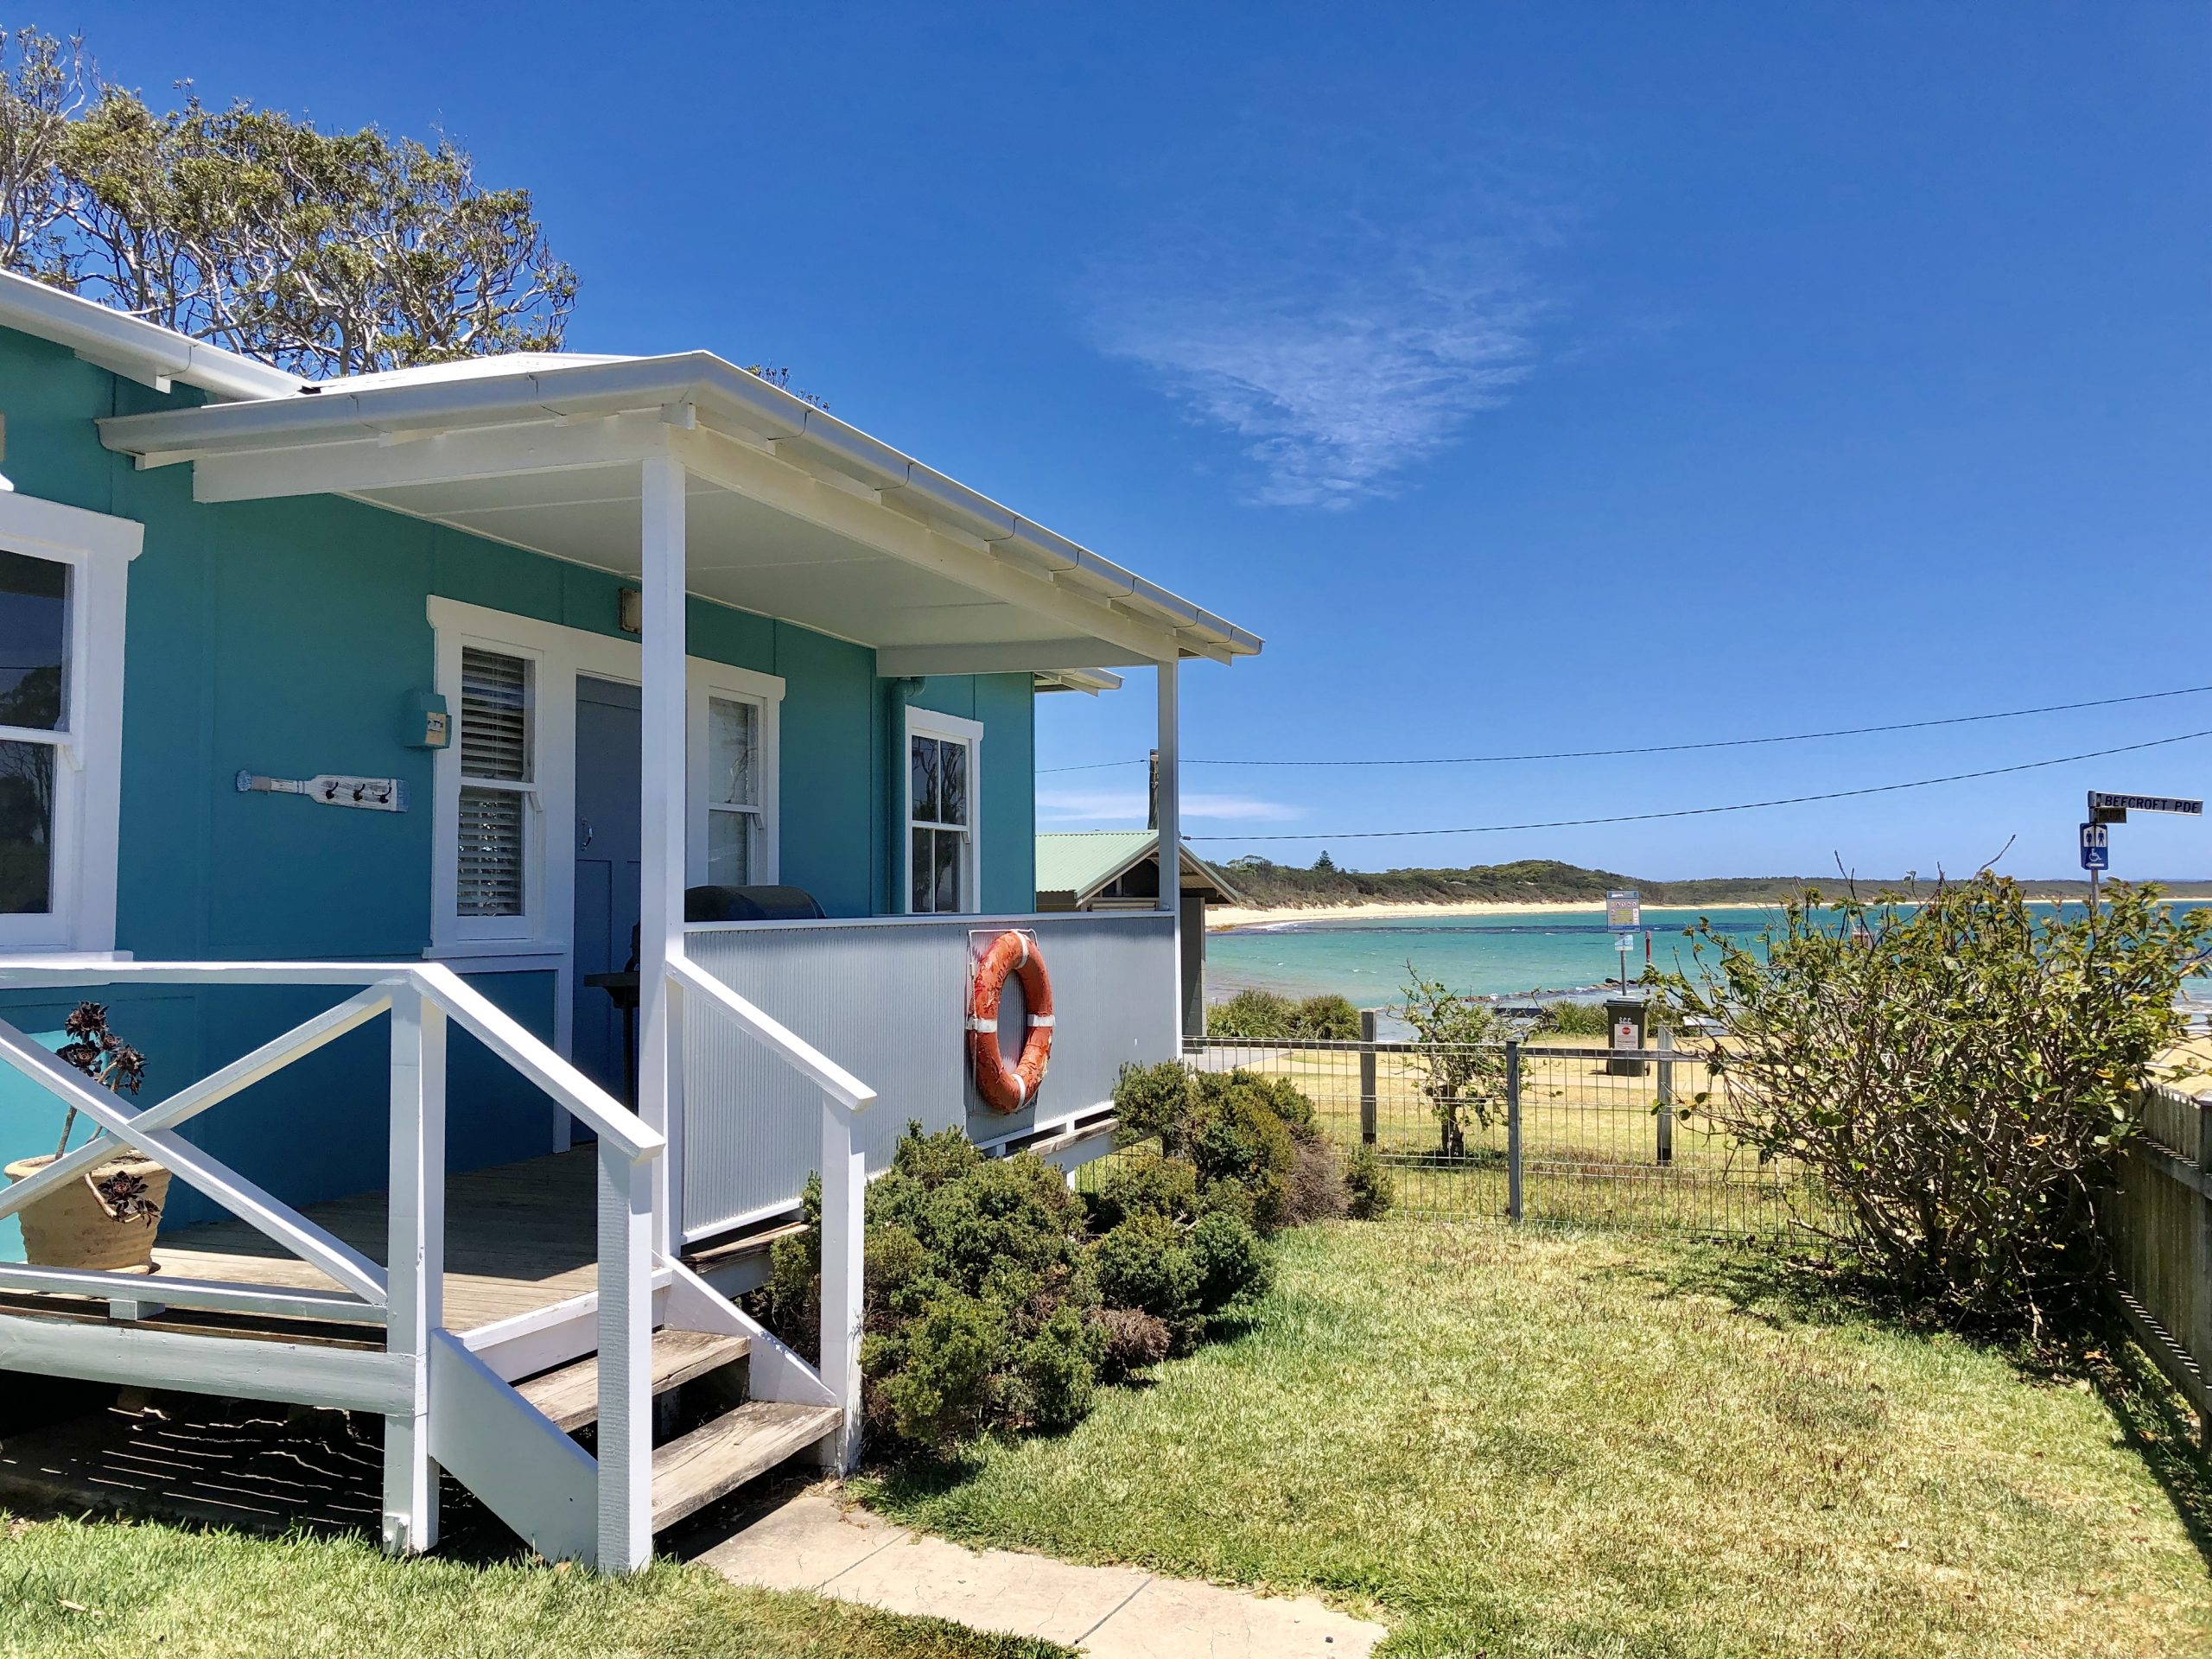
[1181,1031,1815,1237]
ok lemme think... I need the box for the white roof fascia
[0,269,302,402]
[98,351,1263,658]
[1033,668,1123,695]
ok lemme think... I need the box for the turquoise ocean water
[1207,903,2212,1012]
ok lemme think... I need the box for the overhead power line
[1039,682,2212,773]
[1182,728,2212,842]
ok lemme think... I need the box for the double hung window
[906,709,982,914]
[0,492,135,953]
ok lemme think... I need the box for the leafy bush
[1343,1143,1395,1220]
[758,1109,1304,1459]
[1653,874,2212,1333]
[1190,1209,1272,1318]
[1399,966,1510,1158]
[1205,988,1363,1042]
[866,1292,1005,1452]
[1085,1143,1198,1231]
[1540,1000,1609,1037]
[1092,1212,1203,1351]
[1009,1303,1106,1433]
[1110,1060,1389,1236]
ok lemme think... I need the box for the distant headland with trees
[1210,855,2212,922]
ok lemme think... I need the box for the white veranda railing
[0,962,661,1565]
[0,955,874,1570]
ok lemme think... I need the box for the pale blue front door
[573,677,642,1105]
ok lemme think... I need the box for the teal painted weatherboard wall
[0,321,1035,1226]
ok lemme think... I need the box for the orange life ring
[969,931,1054,1113]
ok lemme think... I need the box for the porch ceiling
[94,353,1264,673]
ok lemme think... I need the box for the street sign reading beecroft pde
[2088,792,2203,817]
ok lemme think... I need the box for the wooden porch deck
[144,1147,602,1334]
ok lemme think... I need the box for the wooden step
[650,1401,843,1532]
[516,1327,750,1433]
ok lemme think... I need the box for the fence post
[1505,1038,1522,1223]
[1655,1025,1675,1167]
[383,983,445,1555]
[1358,1009,1378,1147]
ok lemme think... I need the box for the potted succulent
[3,1002,164,1273]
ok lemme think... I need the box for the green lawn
[0,1516,1070,1659]
[862,1220,2212,1659]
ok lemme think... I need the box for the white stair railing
[667,952,874,1473]
[0,960,664,1572]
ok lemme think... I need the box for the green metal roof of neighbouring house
[1035,830,1242,907]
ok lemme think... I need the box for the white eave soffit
[92,353,1262,664]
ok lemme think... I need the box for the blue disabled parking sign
[2079,822,2109,871]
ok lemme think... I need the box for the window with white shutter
[429,598,786,963]
[455,646,534,920]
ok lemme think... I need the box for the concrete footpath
[696,1491,1387,1657]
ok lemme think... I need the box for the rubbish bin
[1605,996,1648,1077]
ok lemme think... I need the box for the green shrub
[1010,1302,1106,1433]
[1109,1059,1194,1147]
[1541,1000,1609,1037]
[1654,874,2212,1332]
[1084,1143,1198,1231]
[1092,1213,1202,1350]
[1189,1209,1271,1316]
[865,1291,1006,1453]
[1400,967,1510,1160]
[1343,1143,1395,1220]
[1206,988,1363,1041]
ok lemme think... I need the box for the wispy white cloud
[1038,788,1303,825]
[1082,108,1570,512]
[1093,255,1540,509]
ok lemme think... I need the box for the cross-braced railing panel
[0,959,666,1571]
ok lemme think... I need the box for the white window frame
[903,705,983,916]
[686,677,781,891]
[428,597,784,968]
[0,492,137,954]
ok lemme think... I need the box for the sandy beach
[1204,891,2137,932]
[1207,899,1622,931]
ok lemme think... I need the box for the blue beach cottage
[0,270,1259,1566]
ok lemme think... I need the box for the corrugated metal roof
[1036,830,1161,897]
[1035,830,1242,906]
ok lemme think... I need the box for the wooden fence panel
[2112,1084,2210,1439]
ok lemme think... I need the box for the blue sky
[54,3,2212,880]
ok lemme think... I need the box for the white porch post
[595,1138,655,1571]
[383,983,446,1554]
[817,1097,867,1472]
[1156,658,1182,1044]
[639,454,688,1253]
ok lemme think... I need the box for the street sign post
[2088,792,2203,819]
[2082,791,2202,917]
[1605,889,1642,995]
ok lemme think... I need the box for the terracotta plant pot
[3,1154,170,1274]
